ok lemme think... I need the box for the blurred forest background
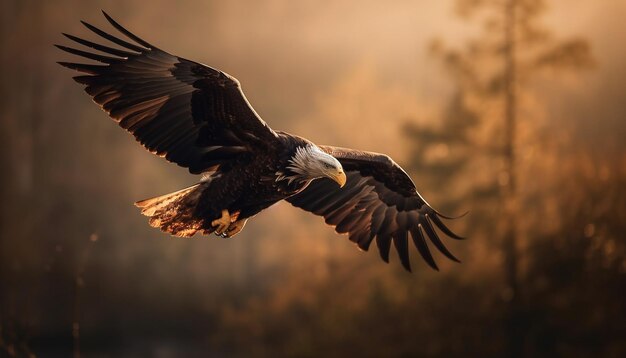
[1,0,625,357]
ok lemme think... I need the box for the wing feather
[410,225,439,271]
[80,19,146,53]
[62,32,137,57]
[393,230,411,272]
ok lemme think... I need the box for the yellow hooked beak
[332,170,347,188]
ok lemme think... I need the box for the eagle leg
[224,218,248,238]
[211,209,231,236]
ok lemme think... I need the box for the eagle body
[58,12,465,272]
[193,133,316,227]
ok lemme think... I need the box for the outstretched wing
[57,11,278,174]
[286,145,464,272]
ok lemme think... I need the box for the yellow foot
[211,209,231,236]
[224,219,248,238]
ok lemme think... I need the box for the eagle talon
[212,209,231,236]
[225,219,248,238]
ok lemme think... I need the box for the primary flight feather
[57,11,464,272]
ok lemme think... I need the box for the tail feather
[135,183,206,237]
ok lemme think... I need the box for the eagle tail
[134,184,205,238]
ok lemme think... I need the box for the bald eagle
[57,12,464,272]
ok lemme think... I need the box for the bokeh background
[1,0,625,357]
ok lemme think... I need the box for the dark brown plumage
[288,146,464,271]
[57,11,464,272]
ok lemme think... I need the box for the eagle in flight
[57,12,464,272]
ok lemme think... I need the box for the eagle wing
[286,145,464,272]
[57,11,278,174]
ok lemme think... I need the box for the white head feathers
[277,145,345,186]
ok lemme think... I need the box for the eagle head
[284,145,346,187]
